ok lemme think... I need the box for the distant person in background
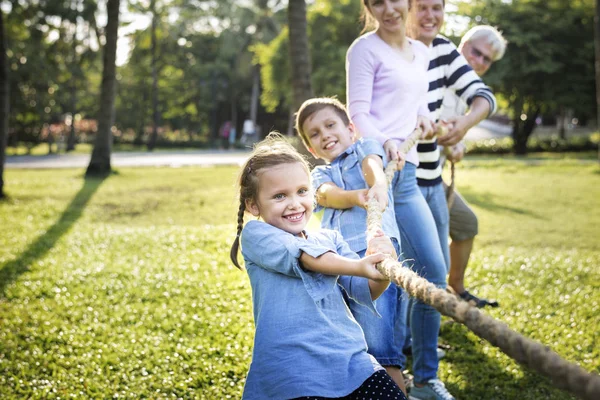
[439,25,507,308]
[220,121,232,149]
[241,119,256,146]
[229,125,237,148]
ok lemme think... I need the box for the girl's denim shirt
[240,220,383,399]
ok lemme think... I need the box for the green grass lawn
[0,157,598,399]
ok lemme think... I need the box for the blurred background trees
[0,0,597,156]
[457,0,596,154]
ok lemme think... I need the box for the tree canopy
[2,0,596,155]
[456,0,595,153]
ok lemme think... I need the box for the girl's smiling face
[246,162,313,236]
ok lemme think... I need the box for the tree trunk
[287,0,322,165]
[523,108,539,138]
[595,0,600,162]
[288,0,313,111]
[512,120,527,156]
[67,0,80,152]
[250,65,260,126]
[147,2,159,151]
[0,11,9,198]
[86,0,119,177]
[512,107,539,156]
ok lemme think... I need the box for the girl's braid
[229,198,246,269]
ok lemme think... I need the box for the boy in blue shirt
[296,97,409,394]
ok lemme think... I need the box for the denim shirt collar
[330,144,356,167]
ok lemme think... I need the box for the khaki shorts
[444,182,478,241]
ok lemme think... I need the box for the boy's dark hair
[295,97,351,151]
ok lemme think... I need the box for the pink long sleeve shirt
[346,31,430,166]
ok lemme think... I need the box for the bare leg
[448,237,474,294]
[385,366,407,396]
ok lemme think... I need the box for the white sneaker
[408,378,455,400]
[437,347,446,360]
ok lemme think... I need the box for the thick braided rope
[366,129,600,400]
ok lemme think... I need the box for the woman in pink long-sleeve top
[346,1,456,399]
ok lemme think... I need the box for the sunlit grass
[0,159,598,399]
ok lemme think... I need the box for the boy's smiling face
[302,107,356,163]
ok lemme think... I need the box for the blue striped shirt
[416,35,497,186]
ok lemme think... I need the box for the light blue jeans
[351,240,408,369]
[392,163,448,383]
[419,182,450,271]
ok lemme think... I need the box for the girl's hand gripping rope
[358,252,390,282]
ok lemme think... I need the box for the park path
[6,149,251,169]
[6,121,512,170]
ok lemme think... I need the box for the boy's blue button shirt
[240,220,383,399]
[312,138,400,253]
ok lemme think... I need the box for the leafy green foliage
[455,0,595,153]
[1,159,599,398]
[252,0,362,112]
[117,0,287,143]
[5,0,101,145]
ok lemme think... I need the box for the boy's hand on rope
[367,183,388,211]
[366,229,397,259]
[353,189,370,209]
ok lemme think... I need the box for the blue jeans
[419,183,450,271]
[351,240,408,369]
[392,163,448,383]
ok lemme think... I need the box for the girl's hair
[360,0,378,33]
[229,132,312,269]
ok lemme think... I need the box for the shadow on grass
[0,175,107,296]
[439,321,574,400]
[458,187,543,219]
